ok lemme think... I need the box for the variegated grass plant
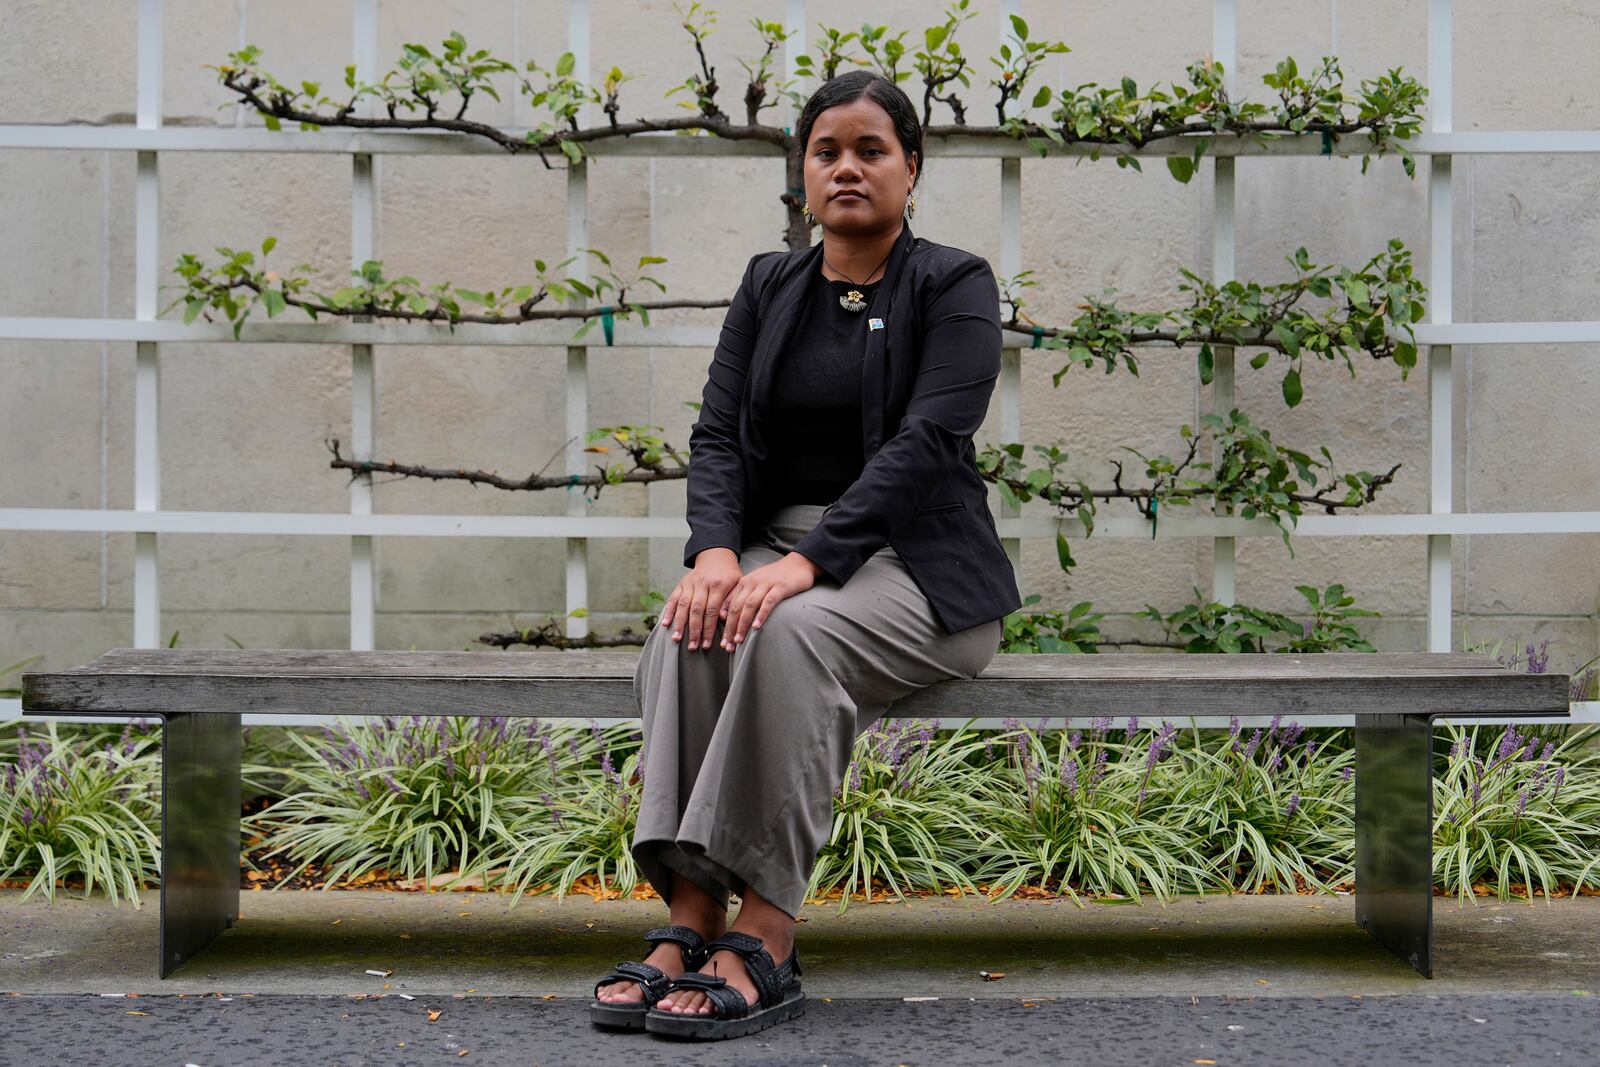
[0,718,162,905]
[1434,721,1600,901]
[1178,714,1356,895]
[243,716,634,894]
[968,716,1214,904]
[492,725,644,904]
[807,718,994,910]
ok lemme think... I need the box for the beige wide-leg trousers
[631,501,1003,918]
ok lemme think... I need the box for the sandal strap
[701,932,800,1009]
[664,971,751,1020]
[644,924,708,969]
[594,959,670,1003]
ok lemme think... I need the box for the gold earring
[905,193,917,220]
[802,198,814,224]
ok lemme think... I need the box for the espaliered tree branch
[162,240,718,341]
[327,410,1399,577]
[206,7,1427,248]
[976,409,1401,573]
[326,424,688,500]
[1000,240,1425,408]
[473,579,1381,656]
[165,234,1423,400]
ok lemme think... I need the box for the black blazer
[682,222,1022,636]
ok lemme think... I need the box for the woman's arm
[682,251,775,569]
[789,253,1003,587]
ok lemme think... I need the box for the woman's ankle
[667,872,729,939]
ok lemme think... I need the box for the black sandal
[643,930,805,1040]
[589,924,710,1031]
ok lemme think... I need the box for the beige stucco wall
[2,0,1596,677]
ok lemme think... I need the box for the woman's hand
[661,547,743,651]
[717,553,822,652]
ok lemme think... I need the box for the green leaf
[1197,343,1214,384]
[1271,320,1300,357]
[1056,532,1075,572]
[262,288,287,317]
[261,236,277,256]
[1166,155,1195,183]
[1281,367,1303,408]
[1031,85,1051,108]
[556,51,576,77]
[1009,14,1029,40]
[1249,350,1271,369]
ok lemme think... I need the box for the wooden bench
[21,648,1570,980]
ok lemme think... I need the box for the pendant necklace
[824,246,893,313]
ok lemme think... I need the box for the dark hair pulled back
[794,70,924,189]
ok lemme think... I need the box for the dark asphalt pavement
[3,992,1595,1066]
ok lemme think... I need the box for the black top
[762,270,884,507]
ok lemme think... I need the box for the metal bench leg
[157,712,241,978]
[1353,712,1434,978]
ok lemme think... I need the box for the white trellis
[2,0,1597,727]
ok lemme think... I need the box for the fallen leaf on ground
[427,1009,442,1021]
[125,1011,149,1016]
[331,918,342,925]
[979,970,1006,981]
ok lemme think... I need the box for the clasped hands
[660,547,823,653]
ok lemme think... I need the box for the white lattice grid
[1,0,1595,727]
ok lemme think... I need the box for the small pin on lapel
[868,317,885,331]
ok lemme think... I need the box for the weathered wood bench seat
[21,648,1571,980]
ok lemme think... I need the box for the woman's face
[803,96,917,237]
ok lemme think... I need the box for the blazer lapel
[743,240,826,475]
[741,222,917,472]
[859,222,915,458]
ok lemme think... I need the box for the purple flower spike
[1496,728,1521,762]
[1285,793,1300,816]
[1525,639,1551,675]
[1126,716,1140,735]
[1341,765,1354,783]
[1228,715,1242,742]
[1061,756,1079,798]
[1521,737,1541,761]
[541,791,564,828]
[1068,731,1082,750]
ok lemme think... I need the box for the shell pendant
[839,289,868,312]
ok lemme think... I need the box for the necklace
[822,246,893,312]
